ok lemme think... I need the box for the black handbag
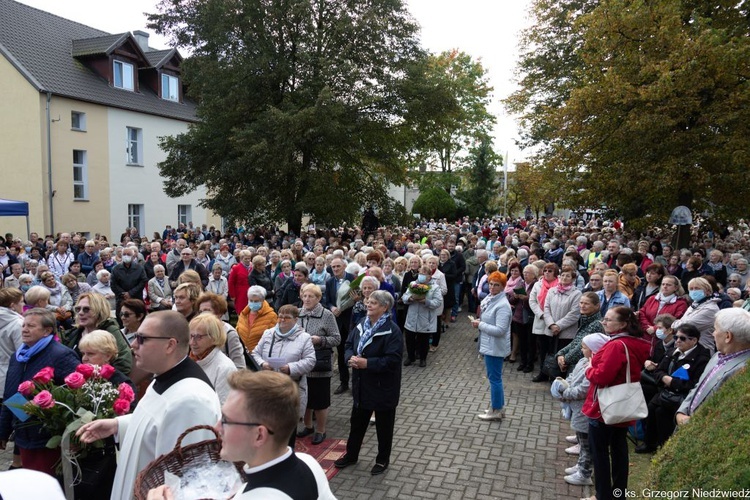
[659,389,685,407]
[313,347,333,372]
[542,337,565,379]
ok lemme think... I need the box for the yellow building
[0,0,219,240]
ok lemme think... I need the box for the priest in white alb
[77,311,221,500]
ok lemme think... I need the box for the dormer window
[161,74,179,102]
[114,60,135,91]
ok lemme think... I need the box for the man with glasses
[77,311,221,500]
[169,247,209,289]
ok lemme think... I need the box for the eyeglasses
[190,333,209,341]
[134,333,174,345]
[120,312,133,318]
[74,306,91,314]
[674,335,693,342]
[220,415,275,434]
[543,270,554,274]
[278,315,295,320]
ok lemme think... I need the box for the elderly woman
[273,259,294,294]
[540,265,582,372]
[350,275,380,330]
[0,309,79,476]
[529,262,559,382]
[275,264,309,310]
[296,284,341,445]
[86,260,104,287]
[618,263,640,300]
[471,271,512,421]
[398,255,422,330]
[64,293,133,375]
[556,291,603,375]
[309,256,330,294]
[477,260,500,302]
[509,265,538,373]
[402,264,443,367]
[237,285,278,352]
[228,250,253,314]
[504,262,523,363]
[47,240,75,279]
[672,277,721,354]
[196,293,246,369]
[637,275,688,343]
[335,290,402,475]
[147,264,173,311]
[92,269,116,311]
[173,283,201,322]
[40,271,73,327]
[62,272,92,306]
[206,264,229,319]
[248,255,273,301]
[582,306,651,500]
[22,285,50,312]
[213,244,236,277]
[188,314,237,404]
[251,304,315,445]
[66,328,136,498]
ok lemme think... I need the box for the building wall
[107,108,220,239]
[0,54,46,238]
[46,96,110,238]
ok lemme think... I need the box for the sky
[16,0,533,166]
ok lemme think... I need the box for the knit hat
[582,333,610,354]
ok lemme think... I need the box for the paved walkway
[1,313,591,499]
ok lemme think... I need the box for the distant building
[0,0,220,238]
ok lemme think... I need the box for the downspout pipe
[46,92,54,235]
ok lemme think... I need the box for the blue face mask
[655,329,667,340]
[417,274,428,284]
[689,290,706,302]
[20,284,31,292]
[248,301,262,312]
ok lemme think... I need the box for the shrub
[646,366,750,489]
[411,187,456,220]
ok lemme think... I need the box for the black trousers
[335,311,352,386]
[514,321,534,367]
[404,329,431,361]
[345,406,396,465]
[643,396,679,448]
[588,418,629,500]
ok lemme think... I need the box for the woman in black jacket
[249,255,274,301]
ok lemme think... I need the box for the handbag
[658,389,685,407]
[596,341,648,424]
[542,337,565,379]
[313,347,333,372]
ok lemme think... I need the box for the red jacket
[582,334,651,427]
[637,296,688,342]
[228,263,251,313]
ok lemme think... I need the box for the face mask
[20,285,31,292]
[417,274,428,284]
[689,290,706,302]
[24,246,31,252]
[122,255,133,264]
[248,301,262,312]
[655,329,667,340]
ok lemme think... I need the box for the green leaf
[46,435,62,449]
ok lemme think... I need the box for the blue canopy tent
[0,199,30,239]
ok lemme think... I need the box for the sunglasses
[73,306,91,314]
[674,335,693,342]
[134,333,174,345]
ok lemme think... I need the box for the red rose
[99,364,115,380]
[18,380,35,397]
[118,383,135,403]
[113,398,131,416]
[32,367,54,385]
[64,372,86,390]
[32,390,55,409]
[76,364,95,380]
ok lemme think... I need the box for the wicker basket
[133,424,246,500]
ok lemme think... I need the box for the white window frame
[177,205,192,226]
[128,204,144,235]
[161,74,179,102]
[126,127,143,166]
[73,150,88,201]
[113,60,135,91]
[71,111,86,131]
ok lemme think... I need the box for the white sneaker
[564,471,593,486]
[564,465,579,475]
[476,409,503,421]
[565,444,580,455]
[565,435,578,444]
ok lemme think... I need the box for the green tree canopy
[411,186,456,220]
[456,139,501,218]
[506,0,750,229]
[148,0,424,233]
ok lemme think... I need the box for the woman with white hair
[147,264,173,311]
[92,269,116,311]
[188,314,237,404]
[236,285,278,352]
[672,277,721,354]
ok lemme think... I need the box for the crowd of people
[1,214,750,498]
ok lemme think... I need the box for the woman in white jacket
[471,271,512,421]
[402,264,443,368]
[542,265,582,372]
[188,314,237,405]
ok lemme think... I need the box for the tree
[147,0,423,234]
[506,0,750,229]
[507,161,558,221]
[402,50,495,181]
[411,187,456,220]
[455,139,501,217]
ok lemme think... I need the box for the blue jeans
[484,355,505,410]
[451,282,462,316]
